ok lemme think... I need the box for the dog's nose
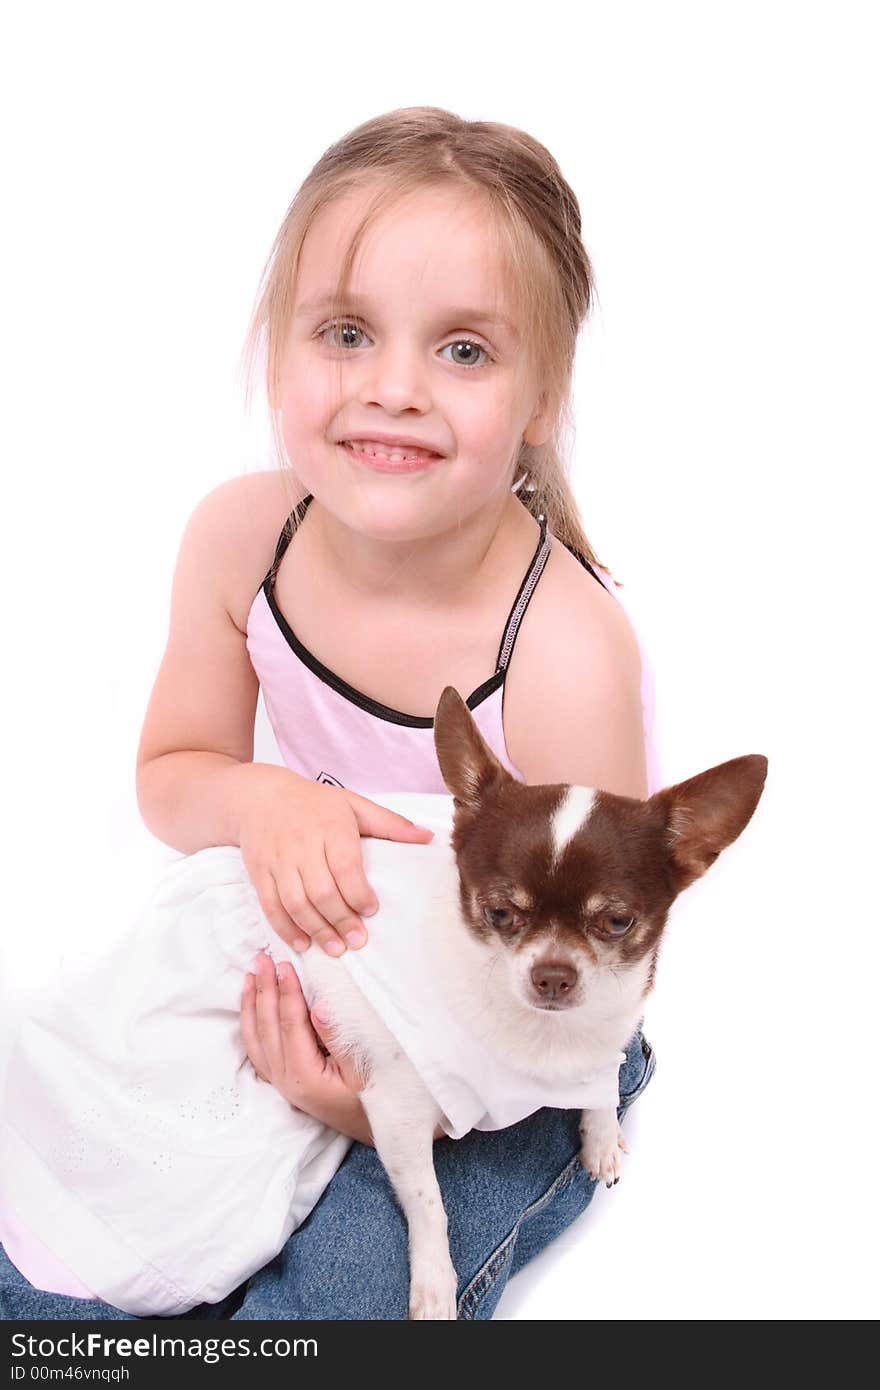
[530,960,578,1001]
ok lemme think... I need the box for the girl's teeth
[346,441,435,461]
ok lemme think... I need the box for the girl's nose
[357,339,433,415]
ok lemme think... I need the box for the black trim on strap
[255,493,604,728]
[494,515,551,673]
[264,570,506,728]
[564,544,609,592]
[259,493,315,593]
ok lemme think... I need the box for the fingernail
[362,902,378,916]
[346,928,365,948]
[324,939,345,956]
[312,999,330,1024]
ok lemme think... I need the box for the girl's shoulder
[532,533,641,659]
[502,532,647,794]
[525,534,644,708]
[202,469,307,634]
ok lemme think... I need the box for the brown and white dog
[297,686,768,1319]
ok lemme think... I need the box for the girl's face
[277,185,553,542]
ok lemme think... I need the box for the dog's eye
[598,914,635,938]
[482,906,520,932]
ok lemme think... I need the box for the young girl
[0,106,659,1321]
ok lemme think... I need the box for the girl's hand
[240,953,447,1144]
[240,952,374,1145]
[236,765,435,958]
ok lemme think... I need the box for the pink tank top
[245,493,662,796]
[0,493,661,1303]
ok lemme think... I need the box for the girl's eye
[318,322,490,370]
[439,339,490,370]
[321,321,368,351]
[482,906,522,932]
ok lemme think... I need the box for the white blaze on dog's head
[550,786,597,864]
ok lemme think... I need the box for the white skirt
[0,846,351,1318]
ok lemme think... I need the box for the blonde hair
[241,106,608,570]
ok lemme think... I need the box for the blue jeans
[0,1030,655,1321]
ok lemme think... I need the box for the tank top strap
[564,543,613,593]
[494,514,552,673]
[262,493,315,590]
[494,512,613,673]
[262,496,603,671]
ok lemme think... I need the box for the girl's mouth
[340,441,443,473]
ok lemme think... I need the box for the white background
[1,1,877,1320]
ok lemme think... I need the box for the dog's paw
[409,1262,458,1320]
[579,1111,630,1188]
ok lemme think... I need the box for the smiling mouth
[340,441,443,472]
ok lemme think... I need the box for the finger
[254,874,312,953]
[253,951,285,1071]
[295,848,371,956]
[269,863,350,956]
[345,793,436,844]
[276,959,311,1043]
[277,964,341,1081]
[240,973,270,1081]
[300,847,368,952]
[326,839,379,942]
[382,815,435,843]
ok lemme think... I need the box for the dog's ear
[653,755,768,892]
[433,686,514,812]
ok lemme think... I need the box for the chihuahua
[294,686,768,1320]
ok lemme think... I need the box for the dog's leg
[579,1106,630,1187]
[360,1057,457,1321]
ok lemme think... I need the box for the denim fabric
[0,1030,655,1322]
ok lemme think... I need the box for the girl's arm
[134,477,276,853]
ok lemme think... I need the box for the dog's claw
[580,1114,629,1187]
